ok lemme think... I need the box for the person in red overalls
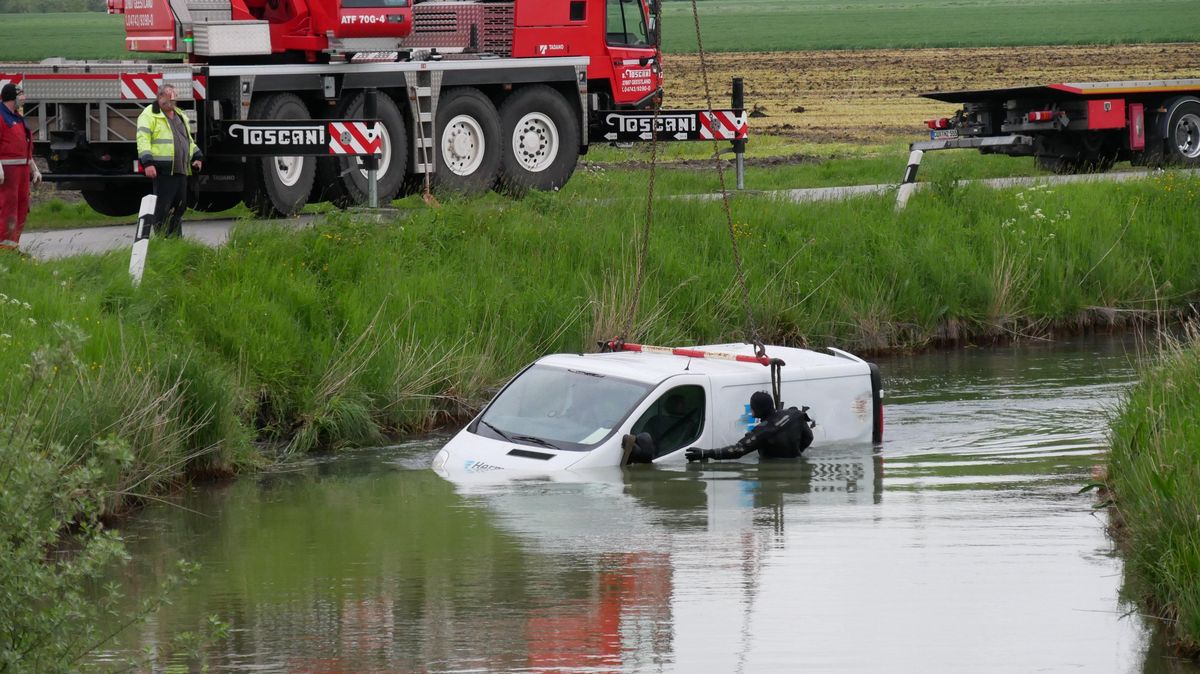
[0,83,41,251]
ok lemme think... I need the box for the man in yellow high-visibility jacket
[136,84,202,238]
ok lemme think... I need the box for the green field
[1,2,1197,61]
[0,12,129,61]
[663,0,1200,52]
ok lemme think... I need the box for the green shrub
[0,337,138,673]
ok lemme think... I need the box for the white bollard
[129,194,156,286]
[894,149,925,211]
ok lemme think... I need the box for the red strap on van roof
[601,340,775,366]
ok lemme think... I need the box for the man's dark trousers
[152,171,187,238]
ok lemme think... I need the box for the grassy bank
[1108,331,1200,654]
[3,173,1200,491]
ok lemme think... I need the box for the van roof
[536,343,868,385]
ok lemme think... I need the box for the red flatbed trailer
[913,77,1200,173]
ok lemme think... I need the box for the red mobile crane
[0,0,747,216]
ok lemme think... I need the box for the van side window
[632,385,705,457]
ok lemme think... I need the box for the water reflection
[95,336,1199,673]
[440,451,883,672]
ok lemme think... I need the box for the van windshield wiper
[479,420,513,442]
[512,434,562,450]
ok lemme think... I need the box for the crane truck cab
[431,343,884,476]
[111,0,662,108]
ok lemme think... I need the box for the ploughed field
[664,43,1200,143]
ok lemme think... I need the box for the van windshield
[474,365,652,451]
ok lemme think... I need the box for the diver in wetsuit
[685,391,814,462]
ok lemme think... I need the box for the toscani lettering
[228,124,324,146]
[604,113,697,134]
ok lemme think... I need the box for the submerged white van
[432,343,883,474]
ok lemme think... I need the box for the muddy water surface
[98,335,1200,673]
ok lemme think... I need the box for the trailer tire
[244,94,316,217]
[1166,100,1200,166]
[81,186,146,217]
[432,87,501,196]
[322,91,408,206]
[1034,155,1081,175]
[497,85,579,196]
[1036,153,1115,174]
[1085,153,1117,173]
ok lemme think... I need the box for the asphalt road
[21,215,316,260]
[19,169,1181,260]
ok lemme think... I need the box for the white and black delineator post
[895,149,924,211]
[129,193,156,286]
[363,88,379,208]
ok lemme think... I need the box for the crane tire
[497,85,579,196]
[431,87,501,196]
[190,191,242,213]
[81,186,145,217]
[312,121,352,208]
[243,93,315,218]
[322,90,408,206]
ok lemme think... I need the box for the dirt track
[664,44,1200,142]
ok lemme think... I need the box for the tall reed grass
[2,173,1199,495]
[1108,324,1200,654]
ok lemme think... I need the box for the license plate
[930,129,959,140]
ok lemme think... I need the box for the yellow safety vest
[136,104,200,175]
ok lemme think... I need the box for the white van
[432,343,883,474]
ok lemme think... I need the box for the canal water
[98,335,1200,673]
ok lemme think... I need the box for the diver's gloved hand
[685,448,709,463]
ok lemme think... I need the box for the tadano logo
[538,44,566,55]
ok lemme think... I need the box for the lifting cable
[619,93,662,341]
[770,359,783,410]
[688,0,762,353]
[612,3,775,409]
